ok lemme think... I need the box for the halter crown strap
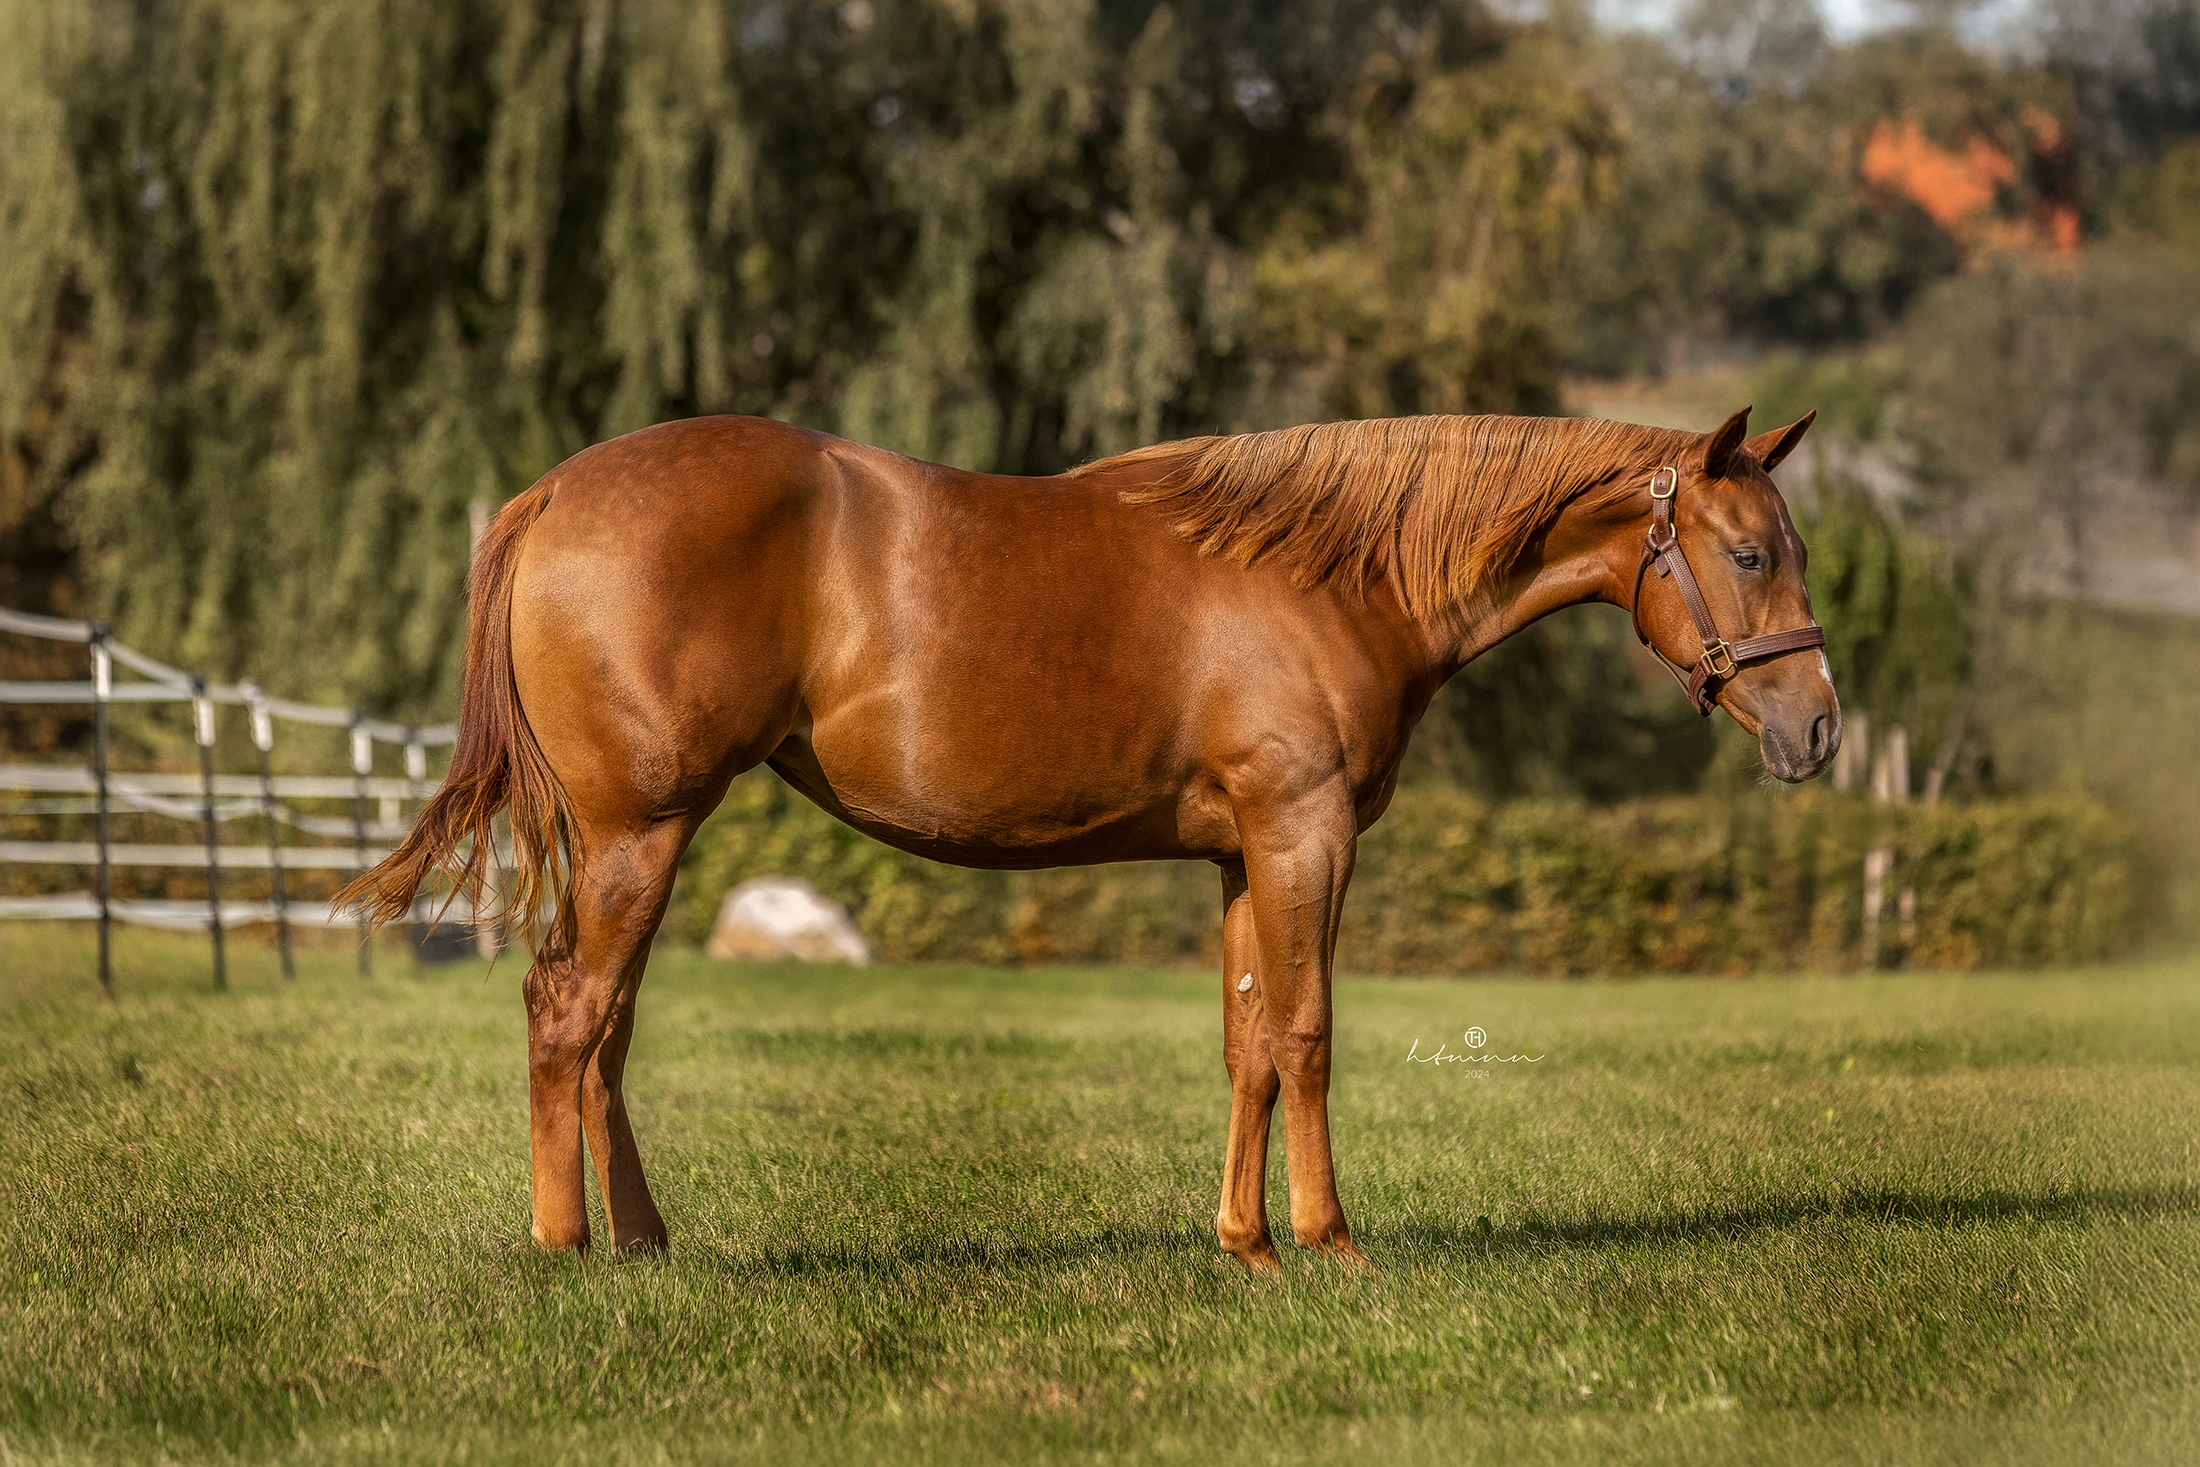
[1630,465,1826,716]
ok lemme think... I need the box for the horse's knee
[1267,1023,1332,1086]
[1225,1037,1281,1100]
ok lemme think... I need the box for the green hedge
[666,777,2136,975]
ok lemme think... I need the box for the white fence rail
[1,605,479,992]
[2,840,398,870]
[0,892,485,929]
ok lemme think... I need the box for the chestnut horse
[344,405,1838,1269]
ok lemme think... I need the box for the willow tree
[1,0,1612,718]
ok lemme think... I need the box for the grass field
[2,926,2197,1465]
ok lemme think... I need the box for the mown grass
[1,925,2196,1464]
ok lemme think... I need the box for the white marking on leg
[1237,972,1255,993]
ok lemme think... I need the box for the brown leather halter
[1631,465,1827,716]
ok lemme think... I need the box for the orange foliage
[1859,113,2079,260]
[1860,117,2017,232]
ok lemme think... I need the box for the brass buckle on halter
[1700,640,1737,680]
[1649,467,1678,499]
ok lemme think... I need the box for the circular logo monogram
[1465,1026,1487,1049]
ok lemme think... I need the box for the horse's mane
[1078,414,1695,617]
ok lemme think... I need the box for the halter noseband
[1630,466,1827,716]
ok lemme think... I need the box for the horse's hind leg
[524,815,694,1253]
[581,984,665,1251]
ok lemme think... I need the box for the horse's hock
[706,877,872,965]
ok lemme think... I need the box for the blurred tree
[2039,0,2200,189]
[1676,0,1829,86]
[0,0,1612,724]
[1794,477,1971,766]
[1747,346,1901,444]
[1899,250,2200,562]
[1562,16,2070,370]
[1242,26,1617,423]
[2109,136,2200,250]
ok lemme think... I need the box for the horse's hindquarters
[505,420,820,826]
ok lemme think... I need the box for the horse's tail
[337,478,576,941]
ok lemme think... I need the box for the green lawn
[2,926,2196,1465]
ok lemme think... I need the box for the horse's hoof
[1226,1242,1283,1274]
[1218,1216,1282,1273]
[1298,1232,1375,1269]
[1329,1238,1376,1270]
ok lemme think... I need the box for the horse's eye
[1732,548,1765,572]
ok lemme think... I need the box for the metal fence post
[247,685,294,981]
[89,625,113,997]
[191,678,227,991]
[352,715,373,977]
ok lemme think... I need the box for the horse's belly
[766,715,1233,869]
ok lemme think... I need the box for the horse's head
[1628,406,1840,783]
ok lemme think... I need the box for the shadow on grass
[1388,1182,2200,1260]
[692,1219,1216,1278]
[686,1183,2197,1278]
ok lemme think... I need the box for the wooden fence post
[1861,846,1894,967]
[89,626,113,997]
[1832,710,1867,793]
[192,679,226,991]
[247,686,294,981]
[1862,724,1910,970]
[351,716,373,977]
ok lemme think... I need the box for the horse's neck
[1423,502,1627,679]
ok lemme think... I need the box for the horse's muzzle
[1760,707,1840,783]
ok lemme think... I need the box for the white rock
[706,877,871,965]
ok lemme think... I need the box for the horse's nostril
[1806,713,1830,763]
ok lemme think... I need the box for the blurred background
[2,0,2195,974]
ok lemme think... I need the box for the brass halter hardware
[1630,466,1826,716]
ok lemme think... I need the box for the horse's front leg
[1238,788,1367,1263]
[1215,860,1282,1271]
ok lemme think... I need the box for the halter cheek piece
[1630,466,1827,716]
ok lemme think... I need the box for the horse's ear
[1701,406,1752,479]
[1742,410,1815,472]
